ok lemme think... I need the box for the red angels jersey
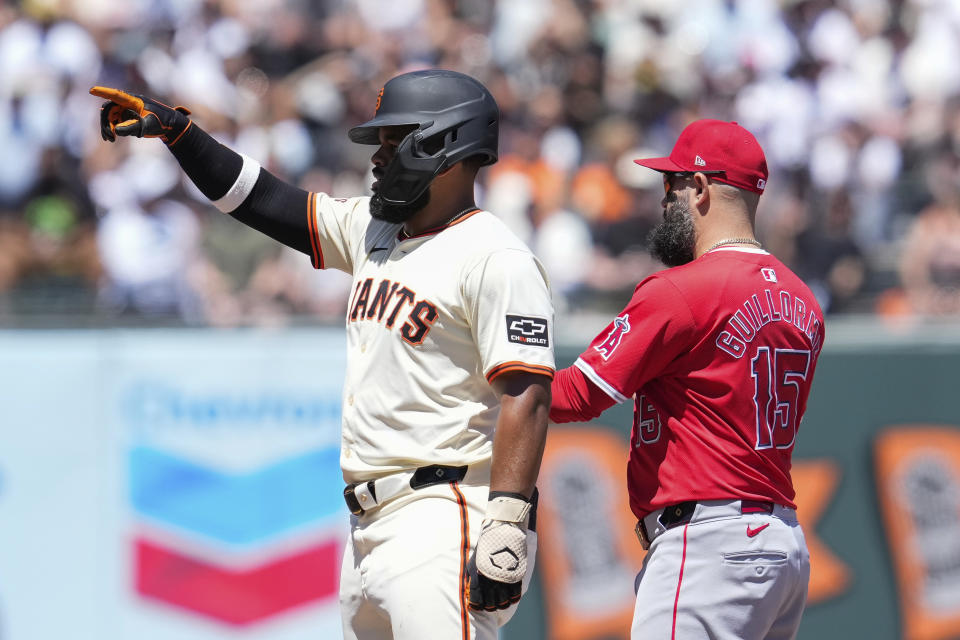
[574,247,824,520]
[307,193,555,483]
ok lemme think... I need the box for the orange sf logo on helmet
[375,87,384,114]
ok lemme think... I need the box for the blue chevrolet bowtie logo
[130,446,343,544]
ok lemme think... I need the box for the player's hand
[468,493,532,611]
[90,86,192,145]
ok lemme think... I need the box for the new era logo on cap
[634,119,769,194]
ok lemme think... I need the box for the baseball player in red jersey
[91,70,553,639]
[551,120,824,639]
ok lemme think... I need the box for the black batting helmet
[349,69,499,207]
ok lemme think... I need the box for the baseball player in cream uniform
[322,195,553,639]
[92,69,554,640]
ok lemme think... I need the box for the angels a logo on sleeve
[506,315,549,347]
[594,314,631,360]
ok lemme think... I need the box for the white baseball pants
[632,500,809,640]
[339,480,537,640]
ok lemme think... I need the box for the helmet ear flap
[415,128,455,159]
[377,130,447,206]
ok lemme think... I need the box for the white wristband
[212,153,261,213]
[485,496,531,524]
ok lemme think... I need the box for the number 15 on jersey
[751,347,811,450]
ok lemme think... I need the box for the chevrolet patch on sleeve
[506,315,549,347]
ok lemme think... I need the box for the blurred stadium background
[1,0,960,639]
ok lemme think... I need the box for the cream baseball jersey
[307,193,555,483]
[572,247,825,519]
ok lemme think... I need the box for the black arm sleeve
[168,122,242,200]
[167,123,313,256]
[230,169,312,256]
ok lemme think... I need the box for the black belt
[636,499,774,548]
[343,481,374,515]
[343,464,468,516]
[658,500,698,528]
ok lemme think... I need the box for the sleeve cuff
[306,192,324,269]
[573,357,630,403]
[486,361,555,383]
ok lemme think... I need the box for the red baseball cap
[634,119,768,194]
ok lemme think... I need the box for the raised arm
[91,86,313,255]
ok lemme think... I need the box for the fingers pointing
[91,87,191,143]
[89,86,145,113]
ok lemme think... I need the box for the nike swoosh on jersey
[746,523,770,537]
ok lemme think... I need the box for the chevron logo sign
[125,381,345,626]
[135,536,338,625]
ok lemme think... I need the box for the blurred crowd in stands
[2,0,960,326]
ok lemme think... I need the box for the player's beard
[369,186,431,224]
[648,195,696,267]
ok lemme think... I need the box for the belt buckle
[343,484,364,515]
[635,520,651,550]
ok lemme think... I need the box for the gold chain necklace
[706,237,762,253]
[400,206,476,239]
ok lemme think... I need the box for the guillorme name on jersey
[715,287,823,359]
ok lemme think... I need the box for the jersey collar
[397,208,482,241]
[707,246,769,255]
